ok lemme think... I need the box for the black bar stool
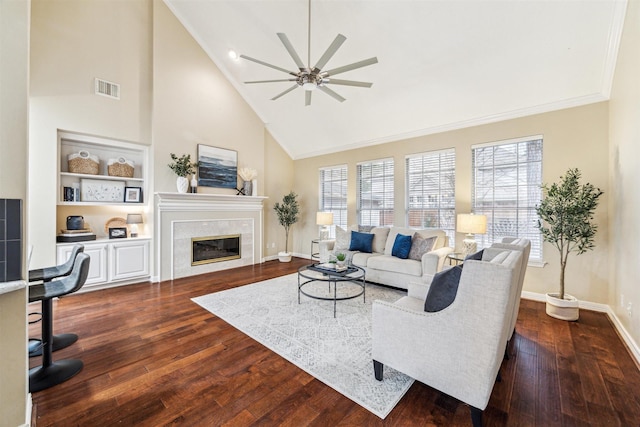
[28,245,84,357]
[29,252,90,393]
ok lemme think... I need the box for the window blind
[357,158,394,226]
[406,148,456,246]
[319,165,347,236]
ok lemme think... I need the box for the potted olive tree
[273,191,300,262]
[168,153,198,193]
[536,168,603,321]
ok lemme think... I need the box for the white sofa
[319,226,453,290]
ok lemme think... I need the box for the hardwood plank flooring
[29,258,640,426]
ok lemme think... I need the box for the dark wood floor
[29,258,640,426]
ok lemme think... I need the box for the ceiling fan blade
[271,84,299,101]
[312,34,347,73]
[318,85,346,103]
[245,79,297,84]
[324,79,373,88]
[305,90,312,106]
[277,33,306,71]
[323,57,378,77]
[240,54,297,76]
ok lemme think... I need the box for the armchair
[372,248,523,427]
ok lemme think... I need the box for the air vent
[94,78,120,100]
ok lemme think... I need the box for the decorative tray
[307,264,358,276]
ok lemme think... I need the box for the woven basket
[107,157,135,178]
[68,150,99,175]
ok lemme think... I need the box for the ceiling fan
[240,0,378,106]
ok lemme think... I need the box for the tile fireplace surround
[155,193,267,281]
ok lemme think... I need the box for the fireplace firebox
[192,234,241,266]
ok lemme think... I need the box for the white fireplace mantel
[156,192,268,211]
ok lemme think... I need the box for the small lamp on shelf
[316,212,334,241]
[457,213,487,256]
[126,213,143,238]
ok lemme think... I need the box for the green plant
[335,252,346,262]
[273,191,300,254]
[168,153,198,177]
[535,168,603,300]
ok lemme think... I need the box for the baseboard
[520,291,640,366]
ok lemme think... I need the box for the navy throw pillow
[424,266,463,312]
[464,249,484,262]
[349,231,374,253]
[391,233,412,259]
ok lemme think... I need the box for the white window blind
[319,165,347,236]
[472,136,543,260]
[357,158,394,226]
[406,149,456,246]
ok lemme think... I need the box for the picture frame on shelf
[108,227,128,239]
[80,178,125,202]
[124,186,143,203]
[197,144,237,189]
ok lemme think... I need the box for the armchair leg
[373,360,383,381]
[470,406,483,427]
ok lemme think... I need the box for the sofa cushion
[384,227,417,255]
[351,252,377,268]
[367,255,423,276]
[424,265,463,312]
[408,234,437,261]
[392,233,412,259]
[349,231,374,253]
[370,227,390,254]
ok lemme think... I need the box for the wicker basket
[107,157,135,178]
[68,150,99,175]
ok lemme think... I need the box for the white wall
[0,0,29,424]
[609,0,640,348]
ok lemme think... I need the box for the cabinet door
[57,243,108,286]
[110,240,150,281]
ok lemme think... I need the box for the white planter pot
[176,176,189,193]
[278,251,292,263]
[545,293,579,321]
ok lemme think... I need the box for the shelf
[60,172,144,182]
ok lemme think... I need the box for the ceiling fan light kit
[240,0,377,106]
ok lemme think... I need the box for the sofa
[319,226,453,289]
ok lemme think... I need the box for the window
[472,136,543,260]
[357,158,394,226]
[406,149,456,246]
[319,165,347,236]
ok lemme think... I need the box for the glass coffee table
[297,264,366,318]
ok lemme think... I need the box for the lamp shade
[457,213,487,234]
[126,214,143,224]
[316,212,334,226]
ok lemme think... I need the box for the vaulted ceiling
[165,0,626,159]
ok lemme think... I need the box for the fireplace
[192,234,241,266]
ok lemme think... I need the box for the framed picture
[108,227,128,239]
[124,187,143,203]
[197,144,237,189]
[81,178,125,202]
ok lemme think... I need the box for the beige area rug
[192,273,414,418]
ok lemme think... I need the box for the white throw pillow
[334,226,354,251]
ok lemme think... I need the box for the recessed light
[228,50,239,60]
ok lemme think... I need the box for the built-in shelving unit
[58,130,148,206]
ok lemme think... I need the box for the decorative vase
[545,293,579,321]
[251,178,258,196]
[190,174,198,193]
[278,251,292,262]
[176,176,189,193]
[242,180,252,196]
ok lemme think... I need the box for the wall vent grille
[94,78,120,99]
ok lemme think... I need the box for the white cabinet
[56,237,150,291]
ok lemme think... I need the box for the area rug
[192,273,414,418]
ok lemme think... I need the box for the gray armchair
[372,248,523,427]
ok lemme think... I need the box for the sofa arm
[421,246,454,275]
[318,240,335,263]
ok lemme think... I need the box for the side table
[447,252,465,266]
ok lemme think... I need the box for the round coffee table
[297,264,366,318]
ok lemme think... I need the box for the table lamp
[457,213,487,256]
[316,212,334,240]
[126,213,143,238]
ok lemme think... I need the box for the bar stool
[29,252,90,393]
[28,245,84,357]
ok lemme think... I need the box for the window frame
[318,165,348,237]
[356,158,395,227]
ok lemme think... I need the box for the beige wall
[0,0,29,425]
[294,102,610,303]
[609,0,640,347]
[28,0,153,268]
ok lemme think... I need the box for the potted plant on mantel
[536,168,603,321]
[168,153,198,193]
[273,191,300,262]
